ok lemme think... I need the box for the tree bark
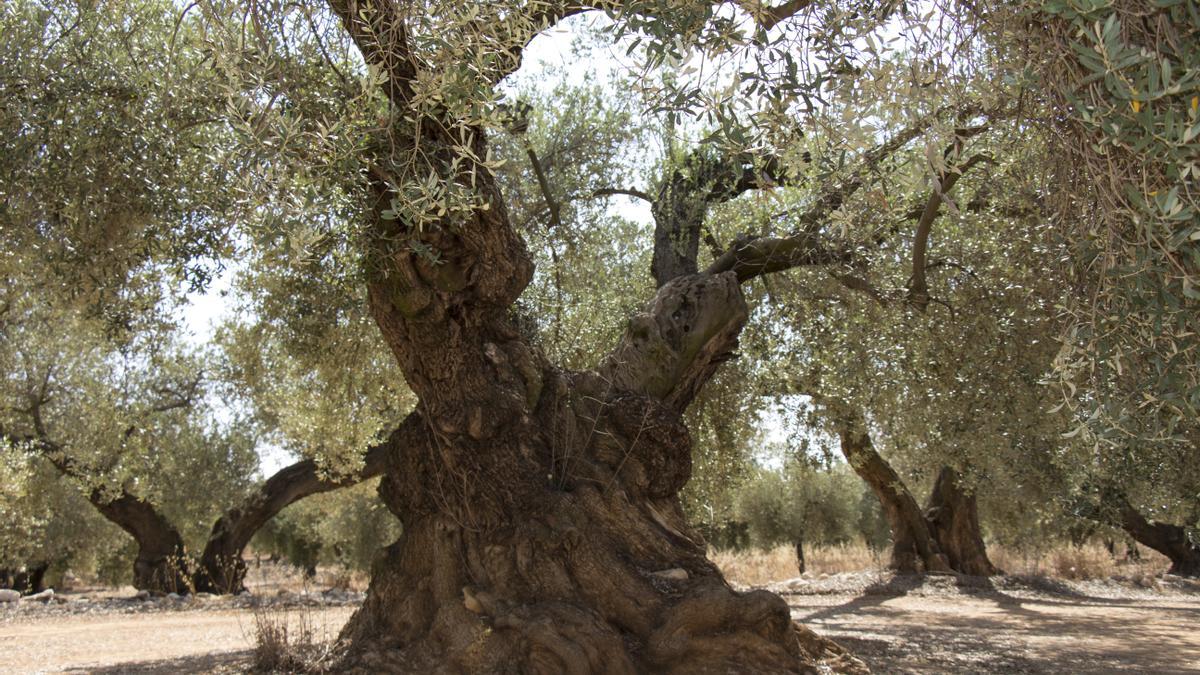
[91,489,191,592]
[924,467,1000,576]
[0,562,49,594]
[322,3,867,670]
[194,434,399,593]
[835,409,950,574]
[1111,494,1200,577]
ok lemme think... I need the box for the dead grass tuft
[249,604,339,673]
[990,543,1169,581]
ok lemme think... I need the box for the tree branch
[325,0,416,105]
[195,412,418,592]
[908,152,992,311]
[591,187,654,202]
[524,144,563,230]
[738,0,815,31]
[704,232,855,282]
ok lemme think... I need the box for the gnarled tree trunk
[1111,494,1200,577]
[835,408,950,574]
[834,408,998,576]
[195,439,395,594]
[0,562,49,594]
[925,467,1000,576]
[340,267,858,671]
[92,490,191,592]
[321,2,884,669]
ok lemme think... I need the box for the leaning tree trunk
[1111,494,1200,577]
[924,467,1000,576]
[835,409,950,574]
[92,490,191,592]
[194,439,395,594]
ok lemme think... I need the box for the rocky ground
[1,573,1197,673]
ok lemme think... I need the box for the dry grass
[248,604,340,673]
[242,560,370,596]
[990,543,1170,582]
[714,542,1172,586]
[712,543,885,586]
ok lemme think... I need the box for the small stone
[25,589,54,603]
[0,589,19,603]
[650,568,689,582]
[166,592,181,601]
[135,590,151,601]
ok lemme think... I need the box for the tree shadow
[63,649,252,674]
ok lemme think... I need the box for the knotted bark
[1109,492,1200,578]
[836,408,998,576]
[341,263,861,672]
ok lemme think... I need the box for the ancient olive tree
[0,0,413,593]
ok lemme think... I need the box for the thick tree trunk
[924,467,1000,576]
[325,4,862,670]
[1112,496,1200,577]
[835,409,950,574]
[834,409,1000,577]
[194,439,395,594]
[339,271,860,672]
[0,562,49,594]
[92,490,191,592]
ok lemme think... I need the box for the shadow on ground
[64,650,252,674]
[791,574,1200,674]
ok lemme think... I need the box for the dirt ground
[1,574,1197,673]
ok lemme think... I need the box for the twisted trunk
[836,410,950,574]
[342,264,859,671]
[1111,495,1200,577]
[92,490,191,592]
[325,3,863,670]
[835,411,998,576]
[195,439,396,594]
[925,467,1000,576]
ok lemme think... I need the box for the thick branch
[704,232,854,282]
[592,187,654,202]
[828,405,951,574]
[1106,490,1200,577]
[325,0,416,105]
[196,414,415,592]
[738,0,815,31]
[908,153,991,311]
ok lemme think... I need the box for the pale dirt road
[1,581,1197,673]
[0,606,355,674]
[788,583,1200,673]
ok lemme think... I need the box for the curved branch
[195,412,418,592]
[592,187,654,202]
[908,153,992,311]
[738,0,815,31]
[4,431,191,592]
[704,232,854,282]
